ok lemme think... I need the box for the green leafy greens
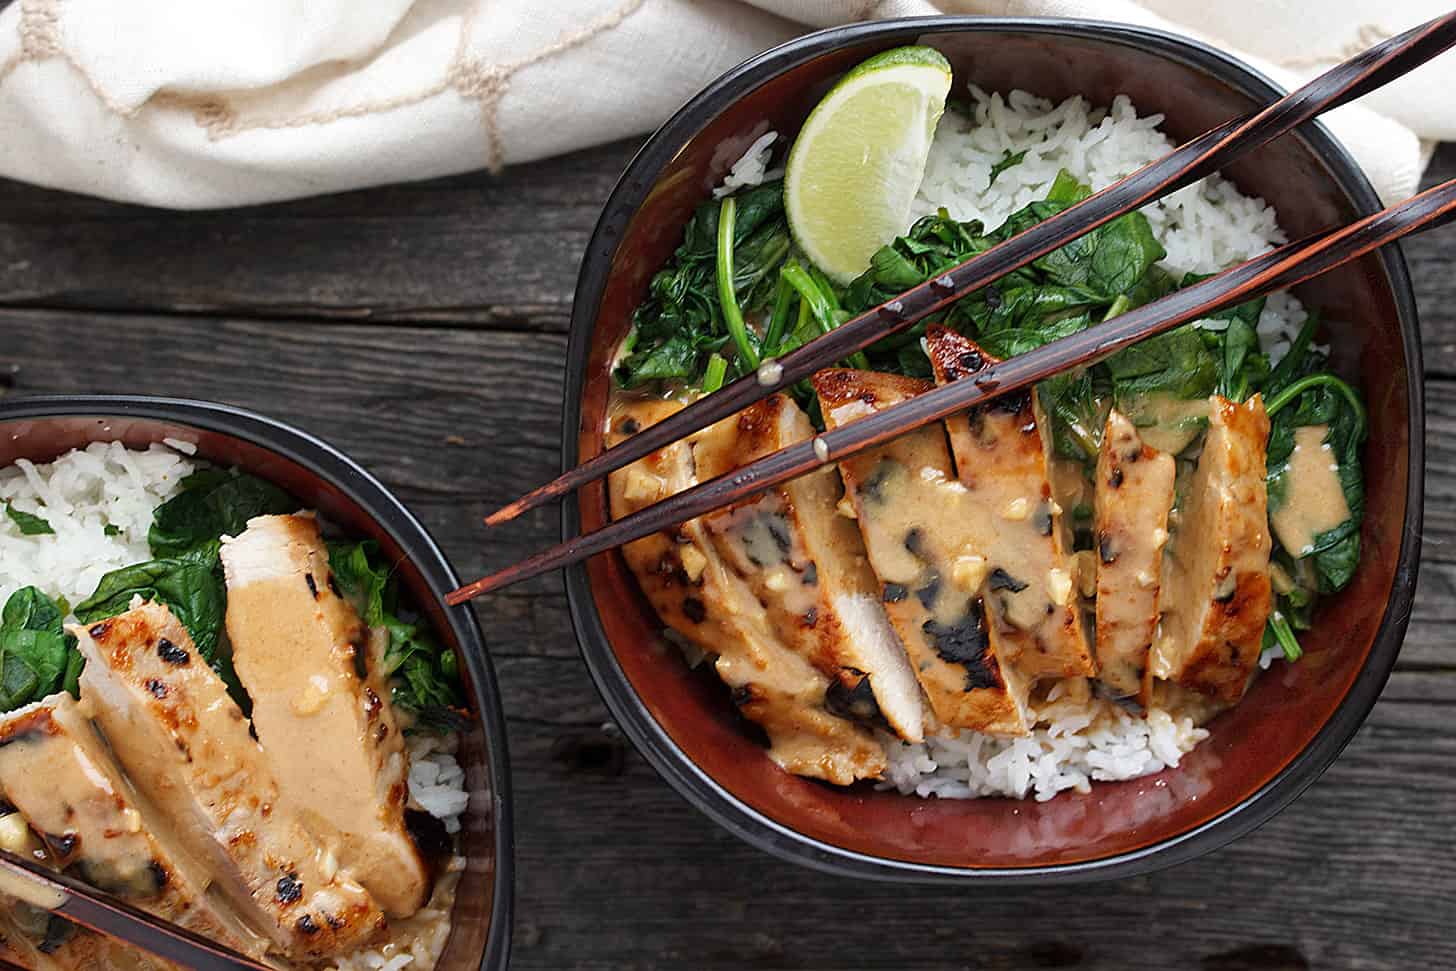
[1262,313,1366,606]
[75,560,225,657]
[4,502,54,536]
[148,468,294,563]
[615,180,788,388]
[0,587,82,710]
[4,463,465,726]
[328,540,466,733]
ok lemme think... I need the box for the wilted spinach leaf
[328,540,393,627]
[148,469,295,562]
[615,180,789,390]
[329,541,465,733]
[74,560,226,660]
[3,586,63,633]
[1106,326,1218,404]
[987,149,1027,187]
[4,502,53,536]
[1034,207,1166,298]
[0,586,80,711]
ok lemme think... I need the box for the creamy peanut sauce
[0,701,165,902]
[1093,410,1176,698]
[1122,392,1212,456]
[925,330,1093,679]
[221,514,424,920]
[694,394,929,743]
[817,375,1029,736]
[1271,424,1350,556]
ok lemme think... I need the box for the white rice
[406,732,471,834]
[0,443,469,968]
[723,85,1311,801]
[0,441,196,610]
[916,86,1319,365]
[714,130,781,199]
[880,680,1209,802]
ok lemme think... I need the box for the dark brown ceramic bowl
[0,396,513,965]
[562,18,1423,881]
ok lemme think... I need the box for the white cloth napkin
[0,0,1444,209]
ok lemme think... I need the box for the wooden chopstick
[482,9,1456,529]
[0,849,275,971]
[448,177,1456,603]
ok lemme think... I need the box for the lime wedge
[784,46,952,284]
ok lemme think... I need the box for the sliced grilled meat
[813,369,1030,736]
[607,398,887,784]
[221,513,427,918]
[73,602,385,961]
[1145,395,1273,705]
[1093,410,1176,697]
[925,326,1095,679]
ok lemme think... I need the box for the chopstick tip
[444,585,479,606]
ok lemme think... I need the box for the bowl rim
[0,393,516,965]
[561,16,1425,883]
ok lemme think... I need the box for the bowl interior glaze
[0,399,512,965]
[565,20,1420,878]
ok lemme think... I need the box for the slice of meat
[606,398,887,784]
[73,603,385,961]
[925,326,1095,679]
[1093,410,1176,697]
[692,394,928,743]
[813,369,1030,736]
[0,695,266,958]
[1145,395,1273,705]
[220,513,426,918]
[0,808,174,971]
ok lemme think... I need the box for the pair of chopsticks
[0,850,272,970]
[447,10,1456,604]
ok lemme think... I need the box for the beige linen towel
[0,0,1443,208]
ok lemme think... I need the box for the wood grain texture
[0,141,1452,971]
[0,143,634,328]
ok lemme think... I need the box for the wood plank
[500,670,1452,970]
[0,140,638,327]
[2,140,1452,358]
[1406,143,1456,374]
[3,309,1454,969]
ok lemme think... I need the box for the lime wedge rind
[784,46,953,284]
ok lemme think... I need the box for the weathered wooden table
[1,141,1451,971]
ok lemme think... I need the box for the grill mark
[276,872,303,905]
[988,568,1029,593]
[156,638,190,666]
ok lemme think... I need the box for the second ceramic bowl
[0,395,514,966]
